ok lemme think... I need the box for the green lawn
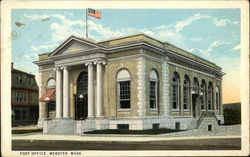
[84,128,183,135]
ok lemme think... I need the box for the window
[152,123,160,129]
[175,122,180,130]
[193,78,199,94]
[22,110,27,120]
[172,72,180,110]
[183,75,190,110]
[15,110,21,120]
[28,78,31,85]
[149,70,158,109]
[16,93,19,102]
[30,78,34,86]
[216,86,220,110]
[14,108,28,120]
[77,72,88,94]
[200,80,206,111]
[117,124,129,130]
[30,94,32,102]
[23,93,26,103]
[19,76,23,84]
[208,82,213,110]
[117,69,131,109]
[47,78,56,89]
[119,81,130,108]
[48,102,56,112]
[208,125,212,131]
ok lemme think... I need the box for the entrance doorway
[192,94,198,117]
[75,94,88,120]
[75,71,88,120]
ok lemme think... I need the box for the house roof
[12,68,35,77]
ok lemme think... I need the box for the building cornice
[33,59,54,66]
[166,50,224,76]
[34,36,223,76]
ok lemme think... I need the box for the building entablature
[34,34,224,78]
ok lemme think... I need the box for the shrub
[223,102,241,125]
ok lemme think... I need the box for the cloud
[174,13,210,32]
[24,55,30,59]
[212,19,228,26]
[24,14,65,21]
[212,18,238,27]
[232,44,241,51]
[23,13,238,53]
[189,40,229,58]
[25,14,86,43]
[31,44,58,52]
[207,41,226,52]
[21,52,39,61]
[157,13,239,33]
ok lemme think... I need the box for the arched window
[149,70,159,109]
[77,72,88,94]
[208,82,213,110]
[117,69,131,109]
[47,78,56,89]
[183,75,190,110]
[193,77,199,94]
[172,72,180,110]
[200,80,206,111]
[216,86,220,110]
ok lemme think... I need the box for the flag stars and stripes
[87,8,101,19]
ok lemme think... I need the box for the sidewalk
[12,132,241,142]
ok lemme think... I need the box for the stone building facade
[11,63,39,126]
[34,33,224,135]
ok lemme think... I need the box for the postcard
[1,0,249,156]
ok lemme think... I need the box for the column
[63,66,69,118]
[87,62,94,118]
[96,61,105,117]
[56,67,63,118]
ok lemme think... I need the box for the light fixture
[79,94,83,99]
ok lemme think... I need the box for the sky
[11,9,240,104]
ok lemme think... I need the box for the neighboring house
[34,33,224,135]
[11,63,39,126]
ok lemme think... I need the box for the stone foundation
[43,118,77,135]
[44,115,224,135]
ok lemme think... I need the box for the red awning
[40,88,55,102]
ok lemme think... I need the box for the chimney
[11,62,13,70]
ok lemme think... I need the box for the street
[12,137,240,150]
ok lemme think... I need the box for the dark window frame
[119,81,131,109]
[172,72,180,110]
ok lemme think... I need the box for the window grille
[172,72,180,110]
[183,75,190,110]
[150,81,157,109]
[77,72,88,94]
[119,81,130,109]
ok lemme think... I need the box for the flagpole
[86,8,88,38]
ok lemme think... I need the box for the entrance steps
[43,119,77,135]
